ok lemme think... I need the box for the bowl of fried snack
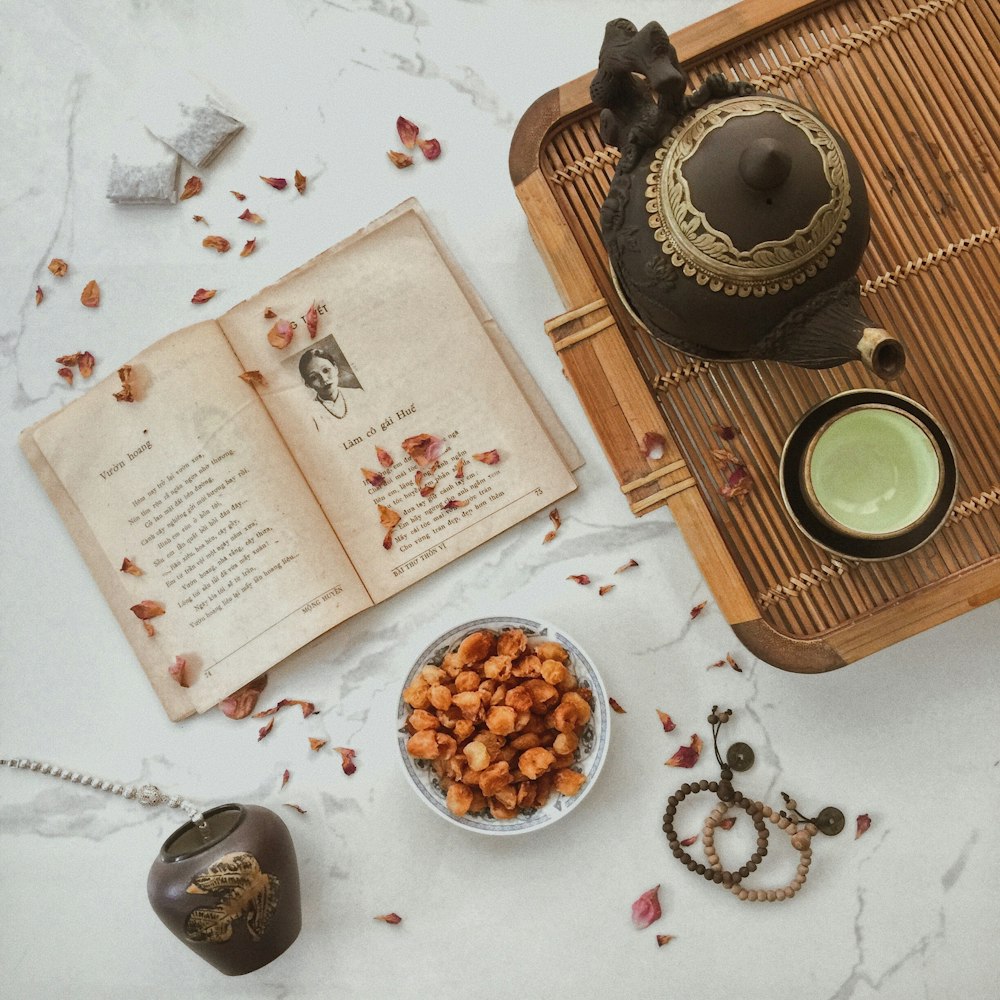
[397,616,610,834]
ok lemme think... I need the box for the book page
[219,203,576,604]
[26,322,372,718]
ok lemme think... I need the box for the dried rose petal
[725,653,743,673]
[656,935,675,948]
[280,769,291,790]
[720,465,753,504]
[656,710,676,733]
[238,209,264,224]
[294,169,307,195]
[598,584,615,596]
[690,601,707,619]
[375,912,402,924]
[362,468,387,488]
[396,116,420,149]
[267,319,294,349]
[401,433,444,468]
[441,499,468,510]
[713,423,739,441]
[472,449,500,465]
[48,258,68,277]
[308,737,327,752]
[710,447,741,470]
[376,446,393,468]
[191,288,217,304]
[305,302,319,339]
[452,458,465,481]
[35,285,43,306]
[143,621,156,637]
[334,746,357,775]
[202,235,231,254]
[856,814,871,839]
[113,364,136,402]
[284,803,307,814]
[231,190,246,201]
[218,674,268,719]
[55,352,81,366]
[387,150,414,169]
[78,351,95,378]
[680,834,697,847]
[169,654,189,688]
[240,238,257,257]
[720,816,737,831]
[260,176,287,190]
[193,215,208,224]
[80,280,100,307]
[264,307,277,319]
[179,175,202,200]
[707,659,727,670]
[543,507,561,544]
[121,557,143,576]
[418,138,441,160]
[258,719,275,741]
[642,431,666,460]
[665,734,703,768]
[379,504,401,549]
[608,697,627,714]
[614,558,639,573]
[631,885,662,929]
[254,698,317,719]
[57,367,73,386]
[239,370,266,387]
[130,600,165,621]
[415,471,437,497]
[567,574,591,585]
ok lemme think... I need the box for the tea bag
[141,72,244,168]
[106,124,179,205]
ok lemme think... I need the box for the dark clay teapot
[593,19,905,380]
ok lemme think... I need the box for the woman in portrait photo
[297,341,362,427]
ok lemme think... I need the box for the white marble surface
[1,2,998,998]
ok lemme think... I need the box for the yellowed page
[219,204,576,604]
[25,322,372,718]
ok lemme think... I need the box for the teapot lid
[647,95,852,297]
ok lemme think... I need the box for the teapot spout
[856,327,906,381]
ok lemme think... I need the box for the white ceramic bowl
[396,616,610,835]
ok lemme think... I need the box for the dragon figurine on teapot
[592,19,905,380]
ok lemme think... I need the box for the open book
[21,201,580,721]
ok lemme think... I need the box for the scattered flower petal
[258,719,275,741]
[614,558,639,573]
[642,431,666,460]
[665,734,703,768]
[35,285,43,306]
[608,697,627,714]
[856,814,871,839]
[267,319,294,349]
[305,302,319,339]
[387,150,414,169]
[396,116,420,149]
[264,307,277,319]
[192,215,208,224]
[169,654,189,688]
[48,258,68,277]
[308,737,327,752]
[238,209,264,224]
[690,601,707,619]
[401,433,444,468]
[631,885,662,929]
[57,367,73,386]
[78,351,95,378]
[710,447,741,469]
[240,237,257,257]
[143,621,156,637]
[202,235,231,253]
[284,803,307,814]
[260,176,287,190]
[567,574,591,585]
[218,674,268,719]
[362,467,387,488]
[55,352,81,367]
[375,912,402,924]
[113,364,136,402]
[179,175,202,200]
[191,288,217,304]
[598,584,615,596]
[376,446,393,468]
[280,769,291,790]
[725,653,742,673]
[472,449,500,465]
[656,934,675,948]
[543,507,561,544]
[415,470,437,497]
[720,815,737,831]
[418,137,441,160]
[656,710,676,733]
[379,504,401,549]
[441,499,468,510]
[334,746,357,775]
[239,370,266,387]
[130,600,165,621]
[713,423,739,441]
[294,169,307,195]
[454,458,465,480]
[231,190,246,201]
[121,557,143,576]
[680,834,697,847]
[254,698,317,719]
[81,279,100,307]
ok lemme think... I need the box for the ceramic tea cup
[780,390,957,561]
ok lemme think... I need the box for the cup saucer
[779,390,957,561]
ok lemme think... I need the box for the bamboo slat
[510,0,999,670]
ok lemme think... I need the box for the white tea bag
[106,124,179,205]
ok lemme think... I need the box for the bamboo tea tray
[510,0,999,671]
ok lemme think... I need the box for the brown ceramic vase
[147,803,302,976]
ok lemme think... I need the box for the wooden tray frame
[510,0,999,671]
